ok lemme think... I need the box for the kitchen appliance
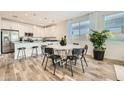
[1,29,19,54]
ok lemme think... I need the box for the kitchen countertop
[14,41,59,59]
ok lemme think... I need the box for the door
[1,31,11,53]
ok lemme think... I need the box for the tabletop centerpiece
[60,35,67,46]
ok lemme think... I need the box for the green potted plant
[89,30,112,60]
[60,35,67,46]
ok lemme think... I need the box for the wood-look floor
[0,53,119,81]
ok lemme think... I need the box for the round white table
[47,44,81,50]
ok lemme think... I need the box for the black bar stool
[17,47,26,60]
[31,46,38,57]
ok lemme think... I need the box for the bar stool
[17,47,26,60]
[31,46,38,57]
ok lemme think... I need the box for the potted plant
[60,35,67,46]
[89,30,112,60]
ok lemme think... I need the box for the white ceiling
[0,11,92,27]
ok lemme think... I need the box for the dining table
[47,44,82,52]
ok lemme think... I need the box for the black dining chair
[66,47,88,76]
[42,47,62,75]
[65,48,82,76]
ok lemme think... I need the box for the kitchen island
[14,41,59,59]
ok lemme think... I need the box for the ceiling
[0,11,92,27]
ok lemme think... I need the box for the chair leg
[53,64,56,75]
[70,61,73,76]
[80,58,85,73]
[52,59,56,75]
[42,55,46,66]
[74,59,77,66]
[44,57,48,70]
[83,56,88,67]
[65,59,68,68]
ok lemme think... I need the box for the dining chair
[73,44,88,66]
[66,47,88,76]
[66,48,84,76]
[43,47,62,75]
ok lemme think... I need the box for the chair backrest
[72,48,83,56]
[84,44,88,55]
[45,48,54,55]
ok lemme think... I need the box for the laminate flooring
[0,53,118,81]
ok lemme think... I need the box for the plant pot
[60,44,66,46]
[93,48,105,60]
[60,41,66,46]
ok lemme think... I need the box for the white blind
[72,22,79,36]
[71,20,90,38]
[104,12,124,33]
[80,21,90,35]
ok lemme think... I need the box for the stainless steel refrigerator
[1,29,19,54]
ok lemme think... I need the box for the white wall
[45,21,67,40]
[1,20,44,37]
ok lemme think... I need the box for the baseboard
[86,54,124,65]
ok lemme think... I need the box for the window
[80,21,90,35]
[72,22,80,36]
[104,12,124,33]
[71,20,90,40]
